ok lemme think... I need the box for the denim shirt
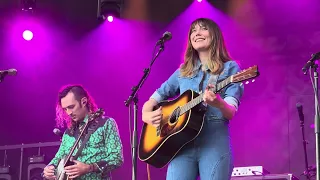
[151,60,244,122]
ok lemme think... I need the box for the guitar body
[138,90,206,168]
[56,157,73,180]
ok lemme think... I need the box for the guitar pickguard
[159,123,175,137]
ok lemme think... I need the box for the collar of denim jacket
[193,59,210,72]
[193,59,202,72]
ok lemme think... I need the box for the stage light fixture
[97,0,122,20]
[21,0,36,12]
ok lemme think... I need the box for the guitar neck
[179,76,232,115]
[63,123,89,166]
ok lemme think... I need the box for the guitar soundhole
[169,107,180,124]
[156,107,181,137]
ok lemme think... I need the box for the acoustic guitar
[55,108,104,180]
[138,65,259,168]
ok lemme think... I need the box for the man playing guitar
[43,84,123,180]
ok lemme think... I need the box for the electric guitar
[138,65,259,168]
[55,108,104,180]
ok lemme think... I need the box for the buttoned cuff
[150,91,163,103]
[224,96,239,111]
[95,161,107,172]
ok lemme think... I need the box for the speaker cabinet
[0,174,11,180]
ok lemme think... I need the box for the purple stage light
[107,16,114,22]
[22,30,33,41]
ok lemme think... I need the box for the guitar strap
[208,73,220,93]
[72,120,99,159]
[199,71,220,109]
[198,70,207,93]
[199,69,220,93]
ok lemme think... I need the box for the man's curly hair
[55,84,98,129]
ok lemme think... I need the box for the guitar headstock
[88,108,104,122]
[232,65,259,83]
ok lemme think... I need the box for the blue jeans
[166,119,233,180]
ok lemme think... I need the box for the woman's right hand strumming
[142,99,162,128]
[43,165,56,180]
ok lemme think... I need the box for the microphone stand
[313,63,320,180]
[124,41,165,180]
[0,73,4,83]
[304,60,320,180]
[300,108,312,180]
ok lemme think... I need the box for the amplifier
[231,173,299,180]
[232,166,269,177]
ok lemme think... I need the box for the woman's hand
[203,84,224,108]
[142,106,162,128]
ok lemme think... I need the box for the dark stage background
[0,0,320,179]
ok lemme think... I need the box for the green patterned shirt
[49,116,123,180]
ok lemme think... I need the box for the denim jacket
[150,60,244,122]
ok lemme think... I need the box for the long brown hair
[180,18,232,77]
[55,84,98,128]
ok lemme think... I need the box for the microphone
[156,31,172,45]
[302,52,320,73]
[53,128,63,138]
[0,69,17,82]
[296,102,304,123]
[0,69,17,76]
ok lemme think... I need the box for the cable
[147,164,151,180]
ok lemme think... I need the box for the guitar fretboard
[179,76,233,115]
